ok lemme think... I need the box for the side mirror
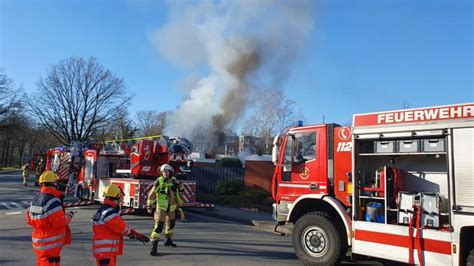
[271,135,280,165]
[272,145,278,164]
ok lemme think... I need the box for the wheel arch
[288,195,352,246]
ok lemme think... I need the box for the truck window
[294,132,316,164]
[283,136,294,165]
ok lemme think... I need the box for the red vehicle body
[272,103,474,265]
[45,136,201,210]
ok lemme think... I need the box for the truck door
[278,128,323,201]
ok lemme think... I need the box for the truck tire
[81,188,90,201]
[77,186,90,201]
[292,211,347,265]
[76,185,83,199]
[467,249,474,266]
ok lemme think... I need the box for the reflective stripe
[32,234,65,243]
[93,208,118,225]
[103,213,119,223]
[93,239,117,246]
[29,206,63,220]
[93,212,119,225]
[121,226,130,236]
[43,198,61,211]
[29,197,61,218]
[32,241,62,251]
[101,208,114,218]
[93,247,117,254]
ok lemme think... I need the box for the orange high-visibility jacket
[26,187,72,257]
[92,199,132,257]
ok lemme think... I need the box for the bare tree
[28,57,132,144]
[242,89,299,154]
[135,110,167,136]
[0,69,22,128]
[93,107,137,141]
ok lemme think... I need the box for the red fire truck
[45,135,202,210]
[271,103,474,265]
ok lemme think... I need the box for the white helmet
[160,164,174,173]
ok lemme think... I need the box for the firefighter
[35,159,45,186]
[26,171,74,266]
[147,164,184,256]
[92,184,149,266]
[22,163,30,186]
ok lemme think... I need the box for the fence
[187,166,244,193]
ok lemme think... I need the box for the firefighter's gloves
[129,229,150,244]
[66,211,76,223]
[172,179,182,190]
[146,206,154,214]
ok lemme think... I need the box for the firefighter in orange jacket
[92,184,149,266]
[26,171,74,266]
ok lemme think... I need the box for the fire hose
[408,205,424,265]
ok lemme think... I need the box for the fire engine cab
[272,103,474,265]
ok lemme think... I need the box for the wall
[244,160,274,193]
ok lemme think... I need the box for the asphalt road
[0,173,300,266]
[0,172,384,265]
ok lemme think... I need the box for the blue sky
[1,0,472,129]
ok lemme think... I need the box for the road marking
[22,201,31,205]
[6,211,22,215]
[0,201,31,210]
[1,202,15,210]
[10,202,23,208]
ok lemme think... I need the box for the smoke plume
[151,1,315,153]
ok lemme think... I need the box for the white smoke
[151,0,315,140]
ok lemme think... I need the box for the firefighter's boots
[164,237,177,247]
[150,240,159,256]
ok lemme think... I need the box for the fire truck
[45,135,202,210]
[271,103,474,265]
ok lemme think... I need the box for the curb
[251,220,293,235]
[0,170,21,175]
[185,207,293,235]
[185,208,254,225]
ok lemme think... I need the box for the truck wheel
[292,211,346,265]
[81,188,90,201]
[467,249,474,266]
[76,186,83,199]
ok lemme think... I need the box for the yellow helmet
[39,171,59,184]
[103,184,123,198]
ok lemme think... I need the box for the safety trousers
[150,218,176,240]
[36,255,60,266]
[95,256,117,266]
